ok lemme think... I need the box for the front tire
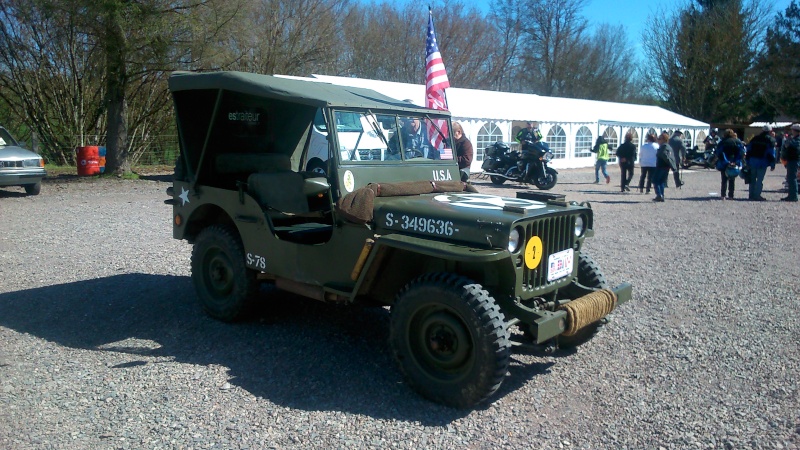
[489,175,506,185]
[191,225,258,322]
[534,167,558,190]
[24,182,41,195]
[390,273,510,408]
[559,254,608,348]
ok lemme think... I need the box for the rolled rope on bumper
[559,289,618,336]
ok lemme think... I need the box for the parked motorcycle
[683,145,717,169]
[481,140,558,190]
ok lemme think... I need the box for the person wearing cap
[780,123,800,202]
[745,125,776,201]
[668,130,686,188]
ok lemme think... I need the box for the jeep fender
[350,234,513,303]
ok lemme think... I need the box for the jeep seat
[247,171,310,215]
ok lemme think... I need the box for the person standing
[515,121,548,182]
[715,128,744,200]
[652,132,676,202]
[452,122,473,175]
[616,131,637,192]
[638,133,658,193]
[780,123,800,202]
[668,130,686,188]
[745,125,776,201]
[593,135,611,184]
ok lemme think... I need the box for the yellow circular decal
[343,170,355,193]
[525,236,543,269]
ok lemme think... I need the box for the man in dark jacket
[780,123,800,202]
[616,131,637,192]
[668,130,686,188]
[745,125,776,201]
[716,129,744,200]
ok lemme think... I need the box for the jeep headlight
[574,215,586,237]
[508,227,522,253]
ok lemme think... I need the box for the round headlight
[574,215,586,237]
[544,151,553,162]
[508,227,522,253]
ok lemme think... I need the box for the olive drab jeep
[166,71,632,408]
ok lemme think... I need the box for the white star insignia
[178,186,190,206]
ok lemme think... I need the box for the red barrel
[76,146,100,176]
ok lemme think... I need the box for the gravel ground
[0,166,798,449]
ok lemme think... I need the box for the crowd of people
[590,124,800,203]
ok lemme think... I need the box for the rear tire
[390,273,510,408]
[24,182,41,195]
[191,225,258,322]
[559,254,608,348]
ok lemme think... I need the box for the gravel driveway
[1,167,798,449]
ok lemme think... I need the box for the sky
[467,0,793,58]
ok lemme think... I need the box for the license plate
[547,248,574,281]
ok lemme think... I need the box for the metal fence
[48,134,179,167]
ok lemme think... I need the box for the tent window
[647,127,657,137]
[574,126,593,158]
[547,125,566,159]
[696,131,707,147]
[476,122,503,162]
[627,128,639,147]
[603,126,619,162]
[682,130,692,148]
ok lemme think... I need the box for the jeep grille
[521,214,576,292]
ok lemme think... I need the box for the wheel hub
[418,311,471,370]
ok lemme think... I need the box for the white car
[0,127,46,195]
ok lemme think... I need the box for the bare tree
[222,0,349,76]
[518,0,589,96]
[0,0,105,164]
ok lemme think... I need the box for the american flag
[425,10,450,154]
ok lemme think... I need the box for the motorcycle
[683,145,717,169]
[481,140,558,190]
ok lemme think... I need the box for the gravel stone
[0,168,798,449]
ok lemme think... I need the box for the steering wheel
[405,149,425,159]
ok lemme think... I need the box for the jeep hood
[372,192,577,249]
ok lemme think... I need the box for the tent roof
[309,74,709,130]
[168,71,438,114]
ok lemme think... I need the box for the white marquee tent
[293,74,710,172]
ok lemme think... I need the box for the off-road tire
[390,273,510,408]
[24,182,41,195]
[535,168,558,190]
[559,253,608,348]
[489,175,506,185]
[191,225,258,322]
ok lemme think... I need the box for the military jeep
[166,71,631,408]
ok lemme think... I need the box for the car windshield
[0,128,18,146]
[334,111,454,164]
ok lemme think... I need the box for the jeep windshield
[333,110,454,164]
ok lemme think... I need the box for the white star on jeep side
[178,187,190,206]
